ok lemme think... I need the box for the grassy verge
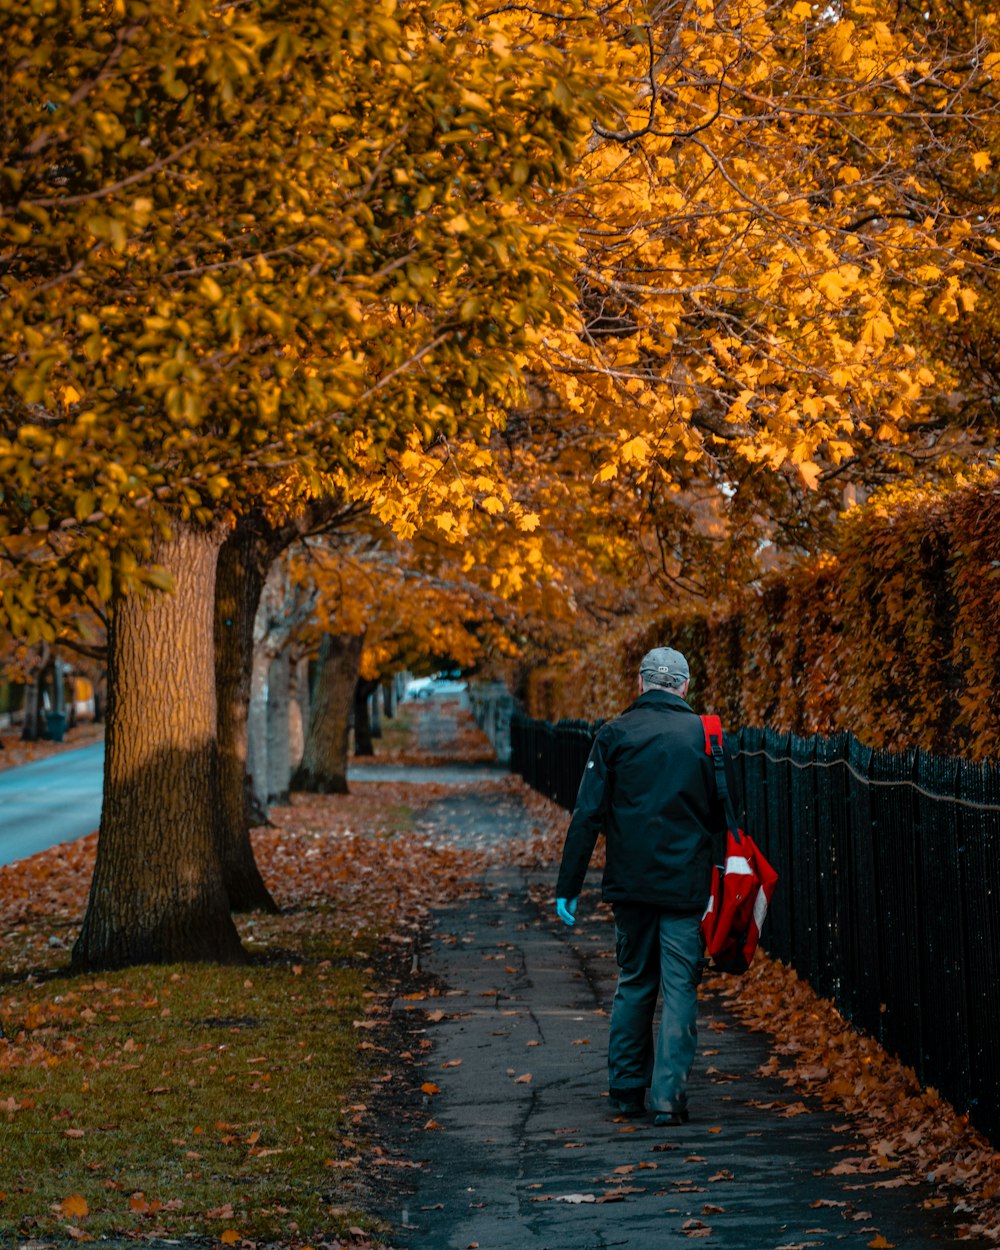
[0,912,383,1246]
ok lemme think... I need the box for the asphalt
[0,742,104,865]
[379,811,977,1249]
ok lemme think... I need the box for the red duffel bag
[699,715,779,975]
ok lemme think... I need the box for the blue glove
[556,897,578,927]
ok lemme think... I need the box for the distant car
[428,678,467,699]
[404,674,468,701]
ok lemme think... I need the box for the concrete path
[350,764,507,786]
[0,743,104,866]
[381,813,975,1248]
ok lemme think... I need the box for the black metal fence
[510,710,1000,1146]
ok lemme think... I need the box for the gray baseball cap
[639,646,690,683]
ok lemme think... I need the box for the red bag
[699,715,778,974]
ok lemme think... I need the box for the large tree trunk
[353,677,379,756]
[370,680,383,740]
[72,523,246,970]
[213,524,279,913]
[382,678,396,719]
[292,633,363,793]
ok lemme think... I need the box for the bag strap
[700,714,742,843]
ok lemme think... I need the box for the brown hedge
[527,476,1000,760]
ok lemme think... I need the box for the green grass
[370,708,416,757]
[0,914,387,1245]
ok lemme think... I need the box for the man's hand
[556,897,578,927]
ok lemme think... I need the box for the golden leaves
[55,1194,89,1218]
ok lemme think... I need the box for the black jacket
[555,689,733,912]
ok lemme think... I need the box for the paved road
[0,743,104,866]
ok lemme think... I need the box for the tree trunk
[288,656,310,771]
[382,678,396,719]
[370,680,383,740]
[247,643,271,820]
[21,644,50,742]
[266,650,291,803]
[353,677,379,756]
[21,673,42,742]
[72,522,246,970]
[213,524,278,913]
[292,633,363,793]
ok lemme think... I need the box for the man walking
[555,647,729,1126]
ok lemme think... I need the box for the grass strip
[0,916,382,1245]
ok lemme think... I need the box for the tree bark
[288,656,310,771]
[370,679,383,740]
[266,650,291,803]
[72,522,246,970]
[213,523,279,913]
[247,642,271,820]
[292,633,363,793]
[354,677,379,755]
[382,678,396,719]
[21,644,50,742]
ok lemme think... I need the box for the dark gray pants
[608,904,702,1114]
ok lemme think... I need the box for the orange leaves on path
[710,957,1000,1242]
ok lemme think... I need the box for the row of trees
[2,0,998,968]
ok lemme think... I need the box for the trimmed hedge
[527,476,1000,759]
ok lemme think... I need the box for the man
[554,646,729,1127]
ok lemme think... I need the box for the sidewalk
[377,799,976,1248]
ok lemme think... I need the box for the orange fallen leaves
[56,1194,88,1218]
[708,955,1000,1240]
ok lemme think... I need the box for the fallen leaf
[57,1195,89,1218]
[554,1193,597,1204]
[420,1082,440,1096]
[514,1073,532,1084]
[868,1238,894,1249]
[599,1185,644,1201]
[219,1231,240,1246]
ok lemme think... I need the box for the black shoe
[653,1109,690,1127]
[609,1097,646,1118]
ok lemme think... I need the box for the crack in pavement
[378,797,980,1250]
